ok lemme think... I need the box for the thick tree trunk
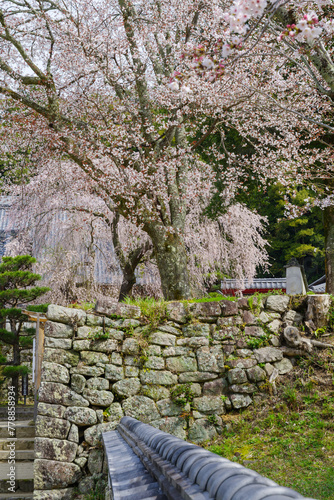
[324,205,334,294]
[118,271,137,302]
[150,229,192,300]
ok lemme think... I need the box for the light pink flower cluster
[223,0,271,35]
[279,11,322,43]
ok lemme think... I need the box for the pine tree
[0,256,49,404]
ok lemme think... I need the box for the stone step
[0,462,34,494]
[0,450,34,461]
[0,438,35,450]
[0,494,33,499]
[0,481,34,495]
[0,407,35,422]
[0,421,35,439]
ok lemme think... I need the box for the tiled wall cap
[231,484,303,500]
[207,465,256,497]
[196,461,240,491]
[215,475,274,500]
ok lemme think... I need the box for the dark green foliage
[26,304,50,313]
[0,255,49,402]
[194,123,325,283]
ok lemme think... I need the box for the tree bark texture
[149,228,192,300]
[324,204,334,294]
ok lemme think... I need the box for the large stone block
[105,364,124,381]
[156,399,188,417]
[225,358,256,369]
[149,332,176,346]
[68,424,79,443]
[244,326,266,338]
[84,422,118,446]
[82,389,114,406]
[217,316,243,327]
[125,366,139,377]
[88,448,104,475]
[106,403,124,422]
[64,407,97,426]
[162,346,194,357]
[41,362,70,385]
[266,295,290,313]
[36,415,70,439]
[44,337,72,350]
[71,363,104,377]
[86,314,118,327]
[246,366,266,382]
[274,357,293,374]
[141,385,170,401]
[43,348,79,367]
[166,302,188,324]
[95,298,141,318]
[203,378,228,396]
[122,396,160,422]
[166,356,197,373]
[140,370,177,386]
[73,339,118,353]
[193,396,225,414]
[177,337,209,347]
[85,377,109,390]
[80,351,109,365]
[188,418,217,443]
[254,347,283,363]
[34,459,81,489]
[151,417,187,440]
[44,321,73,339]
[227,368,247,385]
[71,374,86,393]
[122,338,140,354]
[220,300,238,316]
[35,437,78,462]
[182,323,210,338]
[37,403,66,419]
[112,378,141,397]
[47,304,86,326]
[145,356,165,370]
[38,382,89,407]
[189,301,221,317]
[267,320,282,334]
[230,394,252,409]
[157,324,181,335]
[197,347,223,373]
[178,371,218,383]
[212,326,239,341]
[229,383,257,394]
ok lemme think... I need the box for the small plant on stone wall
[207,414,218,425]
[248,294,263,315]
[124,297,167,330]
[246,336,266,349]
[171,384,194,408]
[88,329,110,341]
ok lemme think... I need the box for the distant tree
[0,256,49,404]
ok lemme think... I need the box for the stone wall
[33,294,331,499]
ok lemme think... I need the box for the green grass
[26,303,50,313]
[185,293,237,303]
[205,387,334,499]
[123,297,167,327]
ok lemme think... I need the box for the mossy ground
[205,351,334,500]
